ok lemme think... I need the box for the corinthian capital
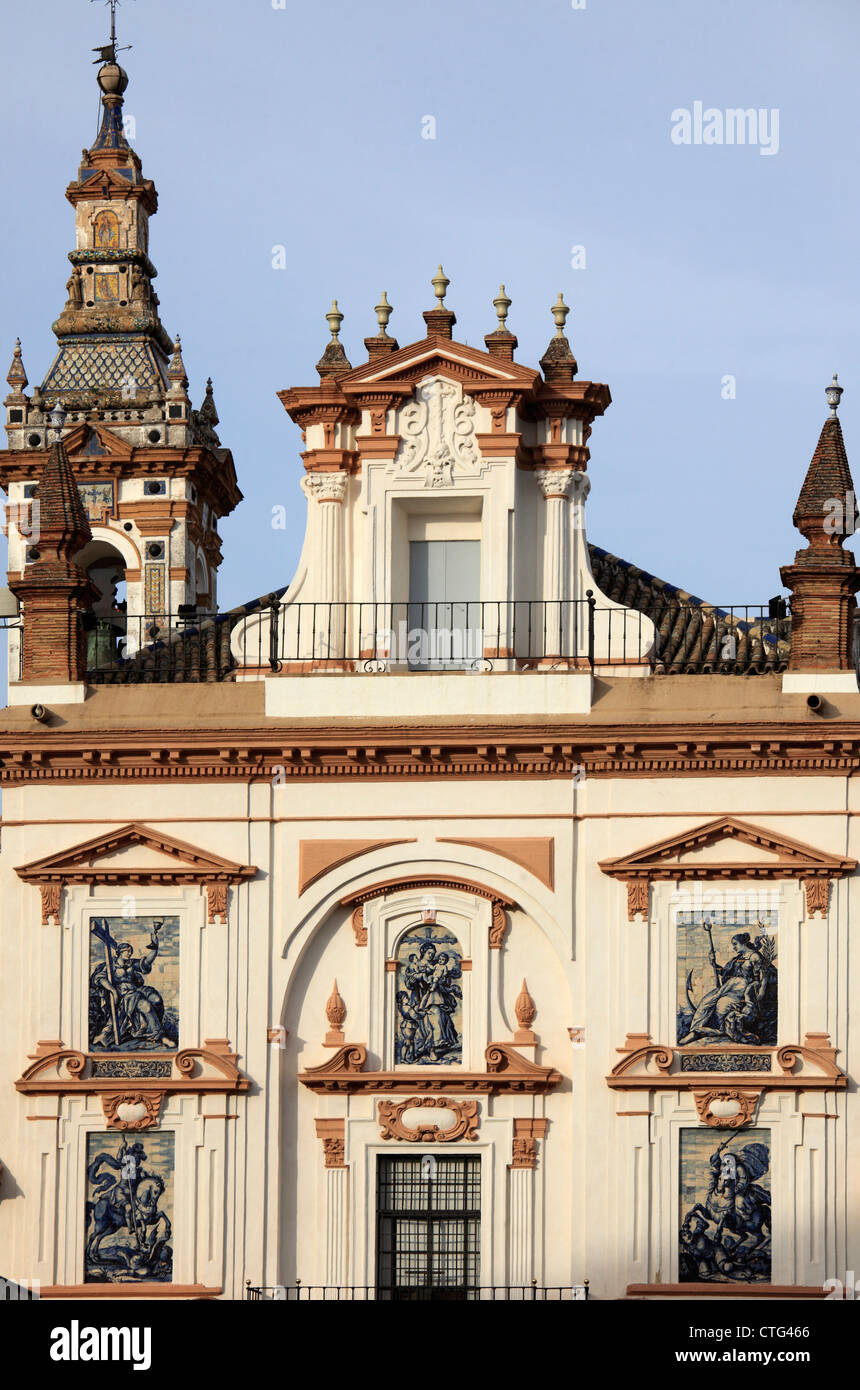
[302,471,349,502]
[535,467,575,499]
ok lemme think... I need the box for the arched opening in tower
[76,539,128,669]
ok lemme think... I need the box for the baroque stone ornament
[626,880,649,921]
[377,1096,479,1143]
[510,1117,548,1169]
[692,1088,760,1129]
[315,1118,346,1168]
[351,904,367,947]
[393,376,480,484]
[535,467,574,499]
[324,979,347,1047]
[805,878,829,918]
[513,979,537,1044]
[302,471,349,503]
[101,1091,163,1130]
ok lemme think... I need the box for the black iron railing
[244,1282,589,1301]
[80,599,791,682]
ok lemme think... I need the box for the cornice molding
[6,723,860,784]
[606,1036,848,1102]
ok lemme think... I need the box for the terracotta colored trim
[299,1042,561,1095]
[38,1285,222,1299]
[606,1037,847,1094]
[692,1087,760,1128]
[341,875,515,910]
[626,1284,826,1299]
[299,837,416,895]
[12,719,860,784]
[15,821,256,879]
[378,1097,479,1143]
[437,836,554,890]
[14,821,255,923]
[314,1117,346,1168]
[101,1092,163,1130]
[599,814,856,879]
[16,1042,250,1099]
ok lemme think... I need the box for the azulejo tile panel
[677,910,778,1047]
[395,922,463,1065]
[85,1131,174,1284]
[679,1127,771,1284]
[88,915,179,1053]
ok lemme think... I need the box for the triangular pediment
[16,822,255,883]
[599,816,855,880]
[64,423,134,462]
[341,338,539,393]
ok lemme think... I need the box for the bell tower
[0,26,242,681]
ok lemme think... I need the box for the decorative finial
[431,264,450,306]
[6,338,28,395]
[493,284,511,331]
[326,300,344,342]
[513,979,537,1045]
[515,979,536,1030]
[375,291,393,337]
[551,292,570,337]
[826,373,843,418]
[48,402,67,444]
[324,979,347,1047]
[167,335,188,390]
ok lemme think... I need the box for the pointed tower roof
[793,387,854,533]
[36,432,93,557]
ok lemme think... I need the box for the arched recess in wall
[277,849,571,1035]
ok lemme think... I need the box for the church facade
[0,54,858,1302]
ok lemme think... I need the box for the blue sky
[1,0,857,608]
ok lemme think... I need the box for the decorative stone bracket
[299,1042,561,1095]
[16,1039,250,1128]
[607,1033,847,1127]
[510,1117,548,1168]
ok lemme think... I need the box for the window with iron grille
[376,1156,480,1300]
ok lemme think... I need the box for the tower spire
[780,378,859,672]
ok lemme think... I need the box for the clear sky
[1,0,857,608]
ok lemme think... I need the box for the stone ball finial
[493,284,511,330]
[431,264,450,306]
[97,62,129,96]
[326,300,344,342]
[826,373,844,418]
[552,292,570,337]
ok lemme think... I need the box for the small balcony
[79,597,790,685]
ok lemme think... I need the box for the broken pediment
[599,816,855,920]
[15,823,256,924]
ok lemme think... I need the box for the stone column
[536,468,575,660]
[302,471,349,663]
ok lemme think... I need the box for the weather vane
[91,0,133,65]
